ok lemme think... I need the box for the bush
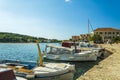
[92,34,103,44]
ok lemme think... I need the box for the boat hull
[28,72,74,80]
[43,53,97,61]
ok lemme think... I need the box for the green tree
[112,37,120,43]
[92,34,102,43]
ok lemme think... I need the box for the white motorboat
[32,62,75,80]
[43,44,98,61]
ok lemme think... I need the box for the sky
[0,0,120,40]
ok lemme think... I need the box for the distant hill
[0,32,61,43]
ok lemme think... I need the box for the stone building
[94,28,120,42]
[72,36,80,41]
[79,34,90,41]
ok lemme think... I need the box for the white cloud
[65,0,71,3]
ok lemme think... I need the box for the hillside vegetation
[0,32,61,43]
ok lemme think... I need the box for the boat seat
[17,68,34,73]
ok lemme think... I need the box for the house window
[108,36,111,38]
[100,32,103,34]
[113,32,115,34]
[96,32,98,34]
[108,32,111,34]
[116,32,119,34]
[105,32,107,34]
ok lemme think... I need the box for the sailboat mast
[88,19,90,35]
[88,19,90,42]
[36,40,44,67]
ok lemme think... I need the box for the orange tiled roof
[94,28,120,31]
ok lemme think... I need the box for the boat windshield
[46,44,74,54]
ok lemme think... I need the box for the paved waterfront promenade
[77,43,120,80]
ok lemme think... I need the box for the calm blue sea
[0,43,60,61]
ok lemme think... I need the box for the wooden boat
[43,44,98,61]
[32,62,75,80]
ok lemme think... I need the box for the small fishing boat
[0,41,75,80]
[32,62,75,80]
[43,44,98,61]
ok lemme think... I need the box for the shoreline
[0,42,35,44]
[0,42,60,44]
[77,43,120,80]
